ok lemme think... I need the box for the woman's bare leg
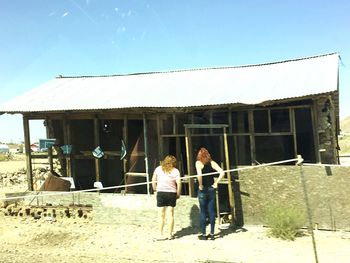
[167,207,175,239]
[158,207,166,237]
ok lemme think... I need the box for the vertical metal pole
[143,114,150,195]
[297,155,319,263]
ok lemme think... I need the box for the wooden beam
[143,114,150,195]
[48,147,54,173]
[172,113,176,135]
[158,114,164,159]
[311,100,321,163]
[123,115,128,191]
[268,109,271,133]
[184,127,194,197]
[223,127,235,222]
[63,118,72,177]
[174,114,182,172]
[45,117,50,138]
[327,95,339,163]
[159,132,252,138]
[23,116,33,191]
[209,111,213,135]
[94,118,101,183]
[184,124,229,129]
[248,110,256,165]
[228,111,232,134]
[291,108,298,158]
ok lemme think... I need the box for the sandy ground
[0,160,26,173]
[1,211,350,263]
[1,159,350,263]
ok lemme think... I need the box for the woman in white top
[152,155,181,240]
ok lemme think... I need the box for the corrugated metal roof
[0,53,339,113]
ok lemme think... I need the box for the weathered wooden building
[0,53,340,197]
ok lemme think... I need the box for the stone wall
[234,165,350,231]
[316,95,338,164]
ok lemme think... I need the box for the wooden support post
[209,111,213,135]
[48,147,54,173]
[143,114,150,195]
[185,128,194,197]
[94,118,101,184]
[45,117,50,138]
[223,127,235,222]
[156,114,161,161]
[157,114,164,159]
[63,118,72,177]
[291,108,298,158]
[23,116,33,191]
[172,113,176,135]
[123,115,128,191]
[228,110,232,134]
[219,136,224,166]
[327,95,338,163]
[311,101,321,163]
[248,110,256,164]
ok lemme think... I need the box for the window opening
[254,110,269,133]
[231,111,249,133]
[271,109,290,132]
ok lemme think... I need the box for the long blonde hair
[161,155,177,173]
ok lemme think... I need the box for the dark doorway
[255,136,295,163]
[294,108,316,163]
[125,119,147,193]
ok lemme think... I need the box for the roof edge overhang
[0,91,337,116]
[56,52,339,79]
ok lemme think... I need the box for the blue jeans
[198,187,216,235]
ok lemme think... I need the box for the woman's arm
[176,177,182,199]
[152,171,157,192]
[195,161,204,190]
[211,160,225,188]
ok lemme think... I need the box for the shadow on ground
[174,204,248,239]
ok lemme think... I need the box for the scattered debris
[1,202,92,220]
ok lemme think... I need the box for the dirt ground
[0,159,26,173]
[1,207,350,263]
[1,160,350,263]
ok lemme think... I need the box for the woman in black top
[195,147,225,240]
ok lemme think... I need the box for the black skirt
[156,191,177,207]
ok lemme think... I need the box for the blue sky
[0,0,349,143]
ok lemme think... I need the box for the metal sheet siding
[0,53,339,113]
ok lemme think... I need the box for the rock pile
[0,170,26,186]
[0,167,51,187]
